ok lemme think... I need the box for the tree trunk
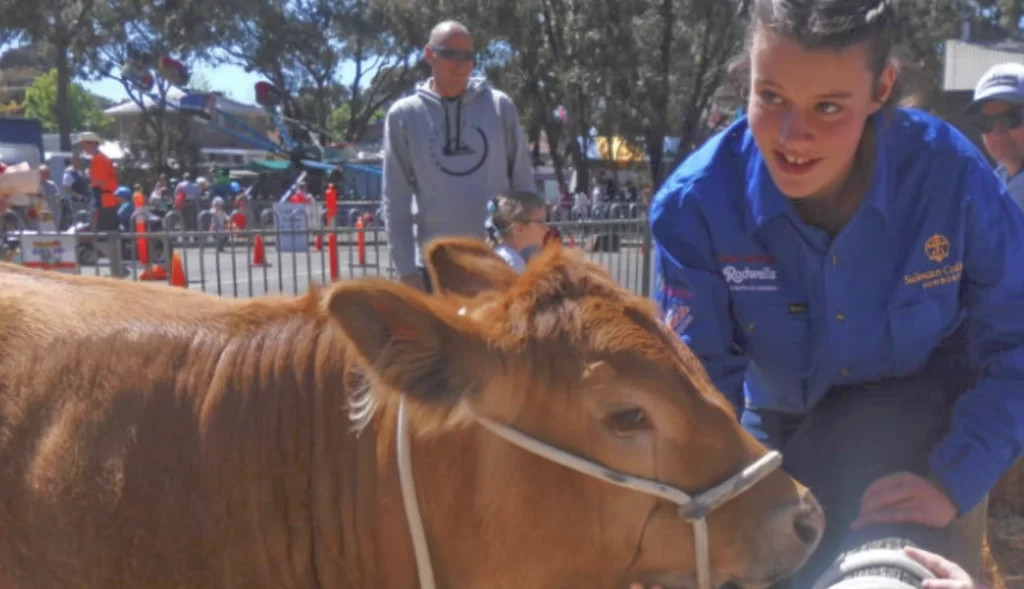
[55,42,72,151]
[647,0,674,188]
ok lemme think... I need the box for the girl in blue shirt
[646,0,1024,586]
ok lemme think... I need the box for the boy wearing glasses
[967,63,1024,210]
[381,20,536,293]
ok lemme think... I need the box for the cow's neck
[369,402,483,589]
[311,391,508,589]
[304,350,604,587]
[299,364,468,589]
[365,401,602,589]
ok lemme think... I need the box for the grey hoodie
[382,77,535,276]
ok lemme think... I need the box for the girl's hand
[903,546,976,589]
[626,546,977,589]
[851,471,958,530]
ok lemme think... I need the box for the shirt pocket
[886,298,956,375]
[733,303,812,376]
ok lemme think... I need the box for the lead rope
[397,399,438,589]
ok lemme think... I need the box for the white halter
[395,398,783,589]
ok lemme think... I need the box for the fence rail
[2,211,654,299]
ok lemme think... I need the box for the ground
[986,467,1024,589]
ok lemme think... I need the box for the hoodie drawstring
[455,97,463,150]
[442,96,464,155]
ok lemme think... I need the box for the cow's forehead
[446,250,699,373]
[470,281,686,370]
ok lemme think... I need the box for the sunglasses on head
[430,45,475,62]
[974,108,1024,134]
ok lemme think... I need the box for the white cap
[967,62,1024,114]
[73,131,102,145]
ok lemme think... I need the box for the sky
[83,62,275,104]
[81,60,363,105]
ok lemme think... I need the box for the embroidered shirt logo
[664,305,692,334]
[924,234,950,263]
[721,265,779,292]
[905,234,961,290]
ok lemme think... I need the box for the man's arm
[499,93,536,194]
[381,106,419,279]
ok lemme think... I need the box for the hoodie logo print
[430,97,490,177]
[436,125,489,177]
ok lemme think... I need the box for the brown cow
[0,238,823,589]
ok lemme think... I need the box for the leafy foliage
[22,68,111,133]
[0,0,1020,182]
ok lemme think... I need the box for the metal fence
[2,209,654,299]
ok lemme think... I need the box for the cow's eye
[603,408,651,434]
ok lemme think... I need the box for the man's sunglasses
[430,45,475,62]
[974,108,1024,134]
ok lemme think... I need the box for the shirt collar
[745,145,791,230]
[861,114,890,223]
[994,164,1024,183]
[745,114,891,232]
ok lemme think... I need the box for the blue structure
[343,163,382,200]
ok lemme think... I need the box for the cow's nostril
[793,507,822,547]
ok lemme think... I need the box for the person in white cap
[967,62,1024,210]
[74,131,126,277]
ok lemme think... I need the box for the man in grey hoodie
[382,20,536,291]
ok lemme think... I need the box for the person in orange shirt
[289,180,313,204]
[75,131,126,276]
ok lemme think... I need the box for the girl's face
[512,207,549,249]
[747,28,895,200]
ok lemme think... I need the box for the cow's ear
[425,237,520,298]
[327,280,501,410]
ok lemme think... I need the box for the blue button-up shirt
[995,164,1024,211]
[650,108,1024,513]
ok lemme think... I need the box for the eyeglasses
[430,45,475,62]
[974,108,1024,134]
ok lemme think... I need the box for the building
[103,87,272,162]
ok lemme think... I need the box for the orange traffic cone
[252,235,270,267]
[139,264,167,281]
[170,252,187,288]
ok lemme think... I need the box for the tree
[23,68,112,134]
[0,0,105,150]
[83,0,226,171]
[213,0,423,142]
[898,0,974,106]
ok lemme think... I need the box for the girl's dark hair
[733,0,923,108]
[486,191,547,246]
